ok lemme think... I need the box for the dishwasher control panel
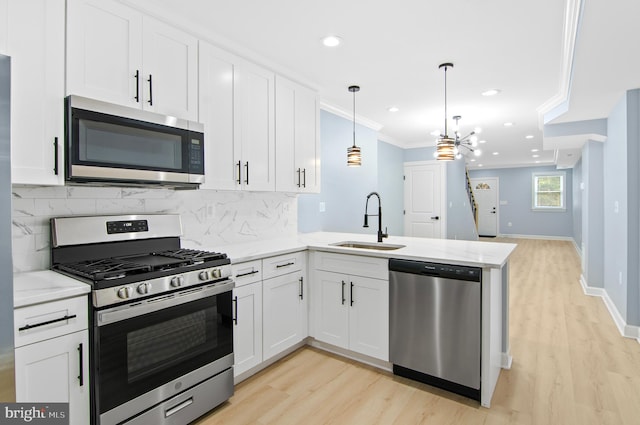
[389,259,481,282]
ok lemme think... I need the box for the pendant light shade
[347,85,362,167]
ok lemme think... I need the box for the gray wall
[581,140,604,288]
[469,165,574,238]
[298,110,404,236]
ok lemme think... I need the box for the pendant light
[436,63,456,161]
[347,85,362,167]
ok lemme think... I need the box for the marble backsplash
[11,185,298,273]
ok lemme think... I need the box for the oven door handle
[165,397,193,418]
[97,280,235,326]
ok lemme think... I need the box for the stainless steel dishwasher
[389,259,482,400]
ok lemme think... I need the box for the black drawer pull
[18,314,77,332]
[236,270,259,278]
[276,262,295,268]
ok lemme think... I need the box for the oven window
[96,292,233,414]
[127,310,209,383]
[78,119,183,170]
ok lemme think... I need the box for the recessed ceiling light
[478,164,483,167]
[532,154,540,158]
[531,148,539,152]
[470,159,476,162]
[525,135,534,139]
[481,89,501,96]
[479,140,487,144]
[535,160,540,164]
[387,106,399,112]
[492,152,499,156]
[321,35,342,47]
[503,122,514,127]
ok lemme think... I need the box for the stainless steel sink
[330,241,406,251]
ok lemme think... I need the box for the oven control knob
[137,282,150,295]
[199,270,209,281]
[212,268,221,279]
[117,286,133,299]
[170,276,184,287]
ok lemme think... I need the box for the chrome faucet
[363,191,388,243]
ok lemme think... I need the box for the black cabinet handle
[134,70,140,102]
[297,168,301,188]
[302,168,306,188]
[244,162,249,185]
[233,296,238,325]
[18,314,77,331]
[341,281,345,305]
[236,270,259,278]
[53,137,59,175]
[276,262,295,269]
[236,161,242,184]
[147,74,153,105]
[350,282,354,306]
[78,343,84,387]
[299,277,303,300]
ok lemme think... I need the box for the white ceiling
[126,0,640,170]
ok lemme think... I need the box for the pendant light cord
[443,65,448,137]
[352,88,356,148]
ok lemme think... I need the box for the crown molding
[319,101,383,131]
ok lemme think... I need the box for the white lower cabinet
[311,252,389,361]
[313,270,389,361]
[262,270,307,360]
[14,295,90,425]
[232,281,263,377]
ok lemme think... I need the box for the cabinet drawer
[14,295,88,348]
[312,251,388,280]
[262,251,304,279]
[232,260,262,287]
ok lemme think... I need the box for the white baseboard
[579,274,640,343]
[501,351,513,369]
[497,233,575,241]
[308,340,392,372]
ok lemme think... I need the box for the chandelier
[435,63,482,161]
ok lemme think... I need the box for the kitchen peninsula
[193,232,517,407]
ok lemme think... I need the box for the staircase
[466,168,478,229]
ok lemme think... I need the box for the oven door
[94,280,233,425]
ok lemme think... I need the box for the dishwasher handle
[389,258,481,282]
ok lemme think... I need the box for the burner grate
[158,249,227,263]
[58,258,152,281]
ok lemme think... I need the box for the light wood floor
[195,239,640,425]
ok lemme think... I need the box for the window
[532,172,565,211]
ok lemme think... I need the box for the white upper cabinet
[7,0,65,185]
[275,76,320,193]
[0,0,8,54]
[67,0,198,121]
[199,42,275,191]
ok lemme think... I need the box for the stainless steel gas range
[50,214,234,425]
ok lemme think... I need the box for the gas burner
[158,249,228,264]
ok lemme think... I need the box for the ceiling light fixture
[435,63,482,161]
[347,85,361,167]
[503,122,514,127]
[525,135,534,139]
[387,106,399,112]
[322,35,342,47]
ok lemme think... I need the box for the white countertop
[14,270,91,308]
[188,232,517,268]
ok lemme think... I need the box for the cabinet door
[233,282,262,377]
[262,272,306,360]
[235,61,275,191]
[15,330,90,425]
[348,277,389,361]
[313,271,349,349]
[66,0,143,108]
[7,0,65,185]
[0,0,7,54]
[142,17,198,120]
[275,77,319,193]
[198,41,238,190]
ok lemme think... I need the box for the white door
[471,177,499,237]
[404,161,445,238]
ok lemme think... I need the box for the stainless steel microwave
[65,95,204,188]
